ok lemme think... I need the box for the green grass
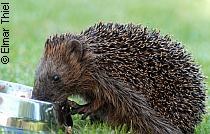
[0,0,209,133]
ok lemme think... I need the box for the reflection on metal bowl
[0,80,60,133]
[0,92,58,133]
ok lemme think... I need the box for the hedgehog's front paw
[67,100,83,112]
[70,103,93,120]
[70,102,90,114]
[69,99,104,120]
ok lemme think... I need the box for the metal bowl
[0,80,59,133]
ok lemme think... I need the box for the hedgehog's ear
[67,39,83,61]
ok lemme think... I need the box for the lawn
[0,0,209,133]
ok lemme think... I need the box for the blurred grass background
[0,0,209,133]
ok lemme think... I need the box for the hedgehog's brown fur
[33,22,206,134]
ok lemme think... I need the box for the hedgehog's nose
[31,93,36,99]
[31,88,47,101]
[31,90,38,99]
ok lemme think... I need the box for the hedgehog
[32,22,206,134]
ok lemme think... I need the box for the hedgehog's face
[33,59,68,102]
[32,39,92,102]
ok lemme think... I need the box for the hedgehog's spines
[81,22,206,133]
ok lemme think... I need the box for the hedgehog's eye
[52,75,60,82]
